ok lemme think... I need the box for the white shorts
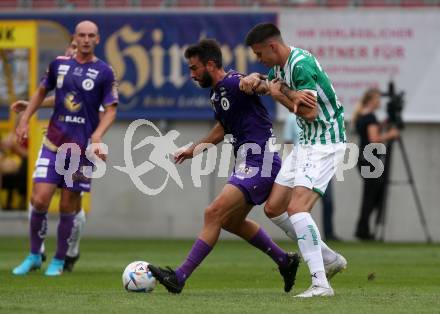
[275,142,346,196]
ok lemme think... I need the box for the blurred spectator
[352,88,400,240]
[0,114,28,210]
[283,114,339,241]
[1,37,77,210]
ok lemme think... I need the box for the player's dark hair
[245,23,282,46]
[184,39,223,68]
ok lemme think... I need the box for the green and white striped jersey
[268,47,346,145]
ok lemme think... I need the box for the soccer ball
[122,261,157,293]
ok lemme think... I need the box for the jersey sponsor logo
[56,75,64,89]
[73,67,84,77]
[82,78,95,91]
[58,64,70,75]
[58,115,86,124]
[66,115,86,124]
[56,65,70,89]
[220,97,230,111]
[86,68,99,79]
[64,93,82,112]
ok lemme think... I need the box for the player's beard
[198,70,213,88]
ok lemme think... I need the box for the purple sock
[54,213,75,260]
[249,227,288,267]
[30,209,48,254]
[175,238,212,284]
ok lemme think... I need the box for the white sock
[270,211,337,264]
[66,208,86,257]
[321,241,338,265]
[290,212,329,288]
[269,212,297,241]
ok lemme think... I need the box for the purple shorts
[33,145,92,192]
[227,154,281,205]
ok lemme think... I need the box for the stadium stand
[138,0,166,7]
[0,0,439,9]
[0,0,19,10]
[104,0,133,8]
[31,0,58,9]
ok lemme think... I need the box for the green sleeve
[292,60,317,91]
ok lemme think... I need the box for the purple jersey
[210,70,275,162]
[210,71,280,205]
[41,56,118,152]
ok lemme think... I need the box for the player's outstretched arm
[174,122,225,164]
[15,86,48,144]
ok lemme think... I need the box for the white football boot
[324,253,347,280]
[295,285,335,298]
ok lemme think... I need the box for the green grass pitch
[1,237,439,313]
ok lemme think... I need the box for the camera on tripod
[382,81,405,130]
[376,81,432,243]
